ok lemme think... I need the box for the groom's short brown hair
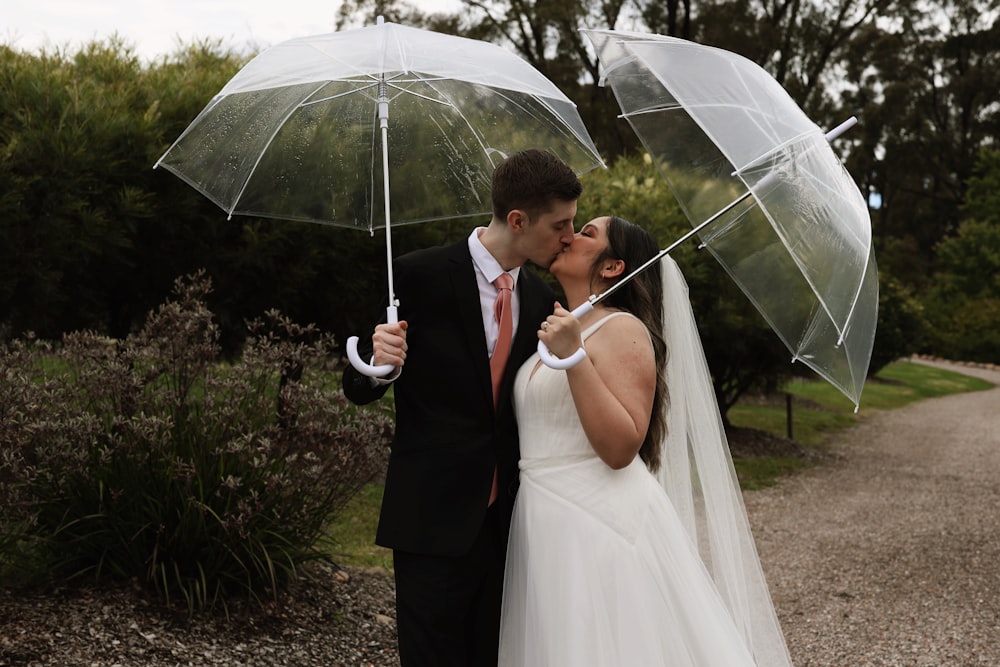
[491,149,582,221]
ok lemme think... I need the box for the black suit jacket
[343,239,556,557]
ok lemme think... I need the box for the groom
[342,149,582,666]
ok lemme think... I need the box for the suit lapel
[445,241,495,408]
[445,241,550,414]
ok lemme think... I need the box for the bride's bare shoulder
[588,313,653,359]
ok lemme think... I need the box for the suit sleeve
[341,268,401,406]
[342,353,391,405]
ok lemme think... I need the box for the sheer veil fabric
[657,256,793,667]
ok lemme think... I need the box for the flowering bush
[0,272,391,611]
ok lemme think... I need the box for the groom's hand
[373,321,408,367]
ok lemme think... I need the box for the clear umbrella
[541,28,876,410]
[155,16,603,375]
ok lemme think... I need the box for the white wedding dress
[498,258,793,667]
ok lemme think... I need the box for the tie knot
[494,272,513,291]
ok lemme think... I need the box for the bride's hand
[538,302,583,359]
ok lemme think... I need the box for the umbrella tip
[377,15,384,25]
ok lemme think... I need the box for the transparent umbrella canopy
[155,17,604,375]
[569,28,878,408]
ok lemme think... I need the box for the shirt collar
[469,227,520,286]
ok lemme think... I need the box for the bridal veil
[657,256,794,667]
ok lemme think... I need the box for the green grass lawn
[728,359,994,487]
[326,359,995,567]
[325,483,393,570]
[730,359,992,438]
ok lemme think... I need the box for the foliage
[0,40,241,343]
[576,151,688,241]
[870,271,928,374]
[962,148,1000,225]
[920,149,1000,362]
[0,273,392,611]
[932,218,1000,299]
[0,41,156,339]
[843,2,1000,290]
[923,290,1000,362]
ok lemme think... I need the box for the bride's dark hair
[589,215,668,472]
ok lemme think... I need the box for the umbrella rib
[298,71,447,104]
[299,76,461,110]
[729,129,820,176]
[301,80,380,106]
[837,250,875,347]
[226,81,331,219]
[384,81,458,107]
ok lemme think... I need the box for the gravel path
[746,358,1000,666]
[2,358,997,666]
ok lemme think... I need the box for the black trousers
[392,504,505,666]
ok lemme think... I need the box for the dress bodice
[513,312,638,465]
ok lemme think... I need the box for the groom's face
[517,199,578,269]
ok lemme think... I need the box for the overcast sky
[3,1,461,62]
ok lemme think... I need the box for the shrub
[922,217,1000,362]
[0,272,392,611]
[870,272,928,374]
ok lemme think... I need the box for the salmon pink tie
[490,272,514,406]
[487,272,513,505]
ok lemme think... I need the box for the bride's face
[550,216,612,286]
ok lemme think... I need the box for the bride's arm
[541,309,656,469]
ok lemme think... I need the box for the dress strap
[581,311,639,340]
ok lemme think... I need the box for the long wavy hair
[589,215,668,472]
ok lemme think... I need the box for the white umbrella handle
[346,68,399,379]
[346,305,399,377]
[537,301,594,369]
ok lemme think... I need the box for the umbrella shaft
[381,122,396,307]
[378,69,396,307]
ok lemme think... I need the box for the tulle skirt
[498,456,759,666]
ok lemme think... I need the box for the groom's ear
[601,258,626,279]
[508,209,528,232]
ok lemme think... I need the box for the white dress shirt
[468,227,520,358]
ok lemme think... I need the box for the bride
[498,215,793,666]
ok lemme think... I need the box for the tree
[695,0,897,120]
[0,40,159,339]
[842,2,1000,289]
[921,148,1000,361]
[962,147,1000,225]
